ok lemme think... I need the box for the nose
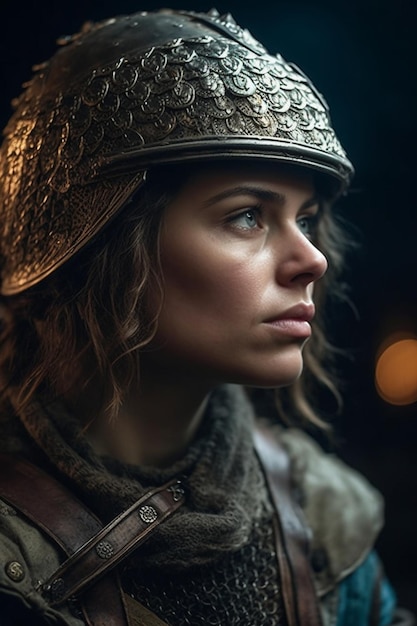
[275,229,328,287]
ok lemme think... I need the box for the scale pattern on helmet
[0,10,352,294]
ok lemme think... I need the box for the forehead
[173,161,316,199]
[157,162,320,228]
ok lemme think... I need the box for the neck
[70,375,213,468]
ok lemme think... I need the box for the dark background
[2,0,416,614]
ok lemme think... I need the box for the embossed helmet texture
[0,8,354,295]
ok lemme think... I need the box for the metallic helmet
[0,8,354,295]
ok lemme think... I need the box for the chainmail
[122,514,287,626]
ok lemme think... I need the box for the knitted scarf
[7,384,268,570]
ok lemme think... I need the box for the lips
[264,302,315,324]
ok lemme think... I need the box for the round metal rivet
[96,540,114,559]
[139,505,158,523]
[5,560,25,582]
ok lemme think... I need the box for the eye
[227,207,261,231]
[297,213,319,239]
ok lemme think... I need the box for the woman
[0,7,412,626]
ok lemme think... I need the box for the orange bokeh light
[375,338,417,405]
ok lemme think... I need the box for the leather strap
[0,424,322,626]
[0,453,124,625]
[42,479,185,606]
[253,425,323,626]
[0,454,184,625]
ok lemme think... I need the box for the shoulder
[277,427,385,595]
[0,495,83,625]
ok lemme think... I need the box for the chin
[249,350,304,388]
[231,356,305,389]
[249,371,303,390]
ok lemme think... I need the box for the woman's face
[146,163,328,389]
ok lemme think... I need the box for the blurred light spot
[375,337,417,405]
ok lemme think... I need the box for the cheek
[160,241,265,323]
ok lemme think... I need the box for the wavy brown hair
[0,162,350,427]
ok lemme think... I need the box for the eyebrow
[201,185,320,209]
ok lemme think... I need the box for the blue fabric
[336,551,397,626]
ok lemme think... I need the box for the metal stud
[96,540,115,560]
[138,505,158,524]
[5,561,25,582]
